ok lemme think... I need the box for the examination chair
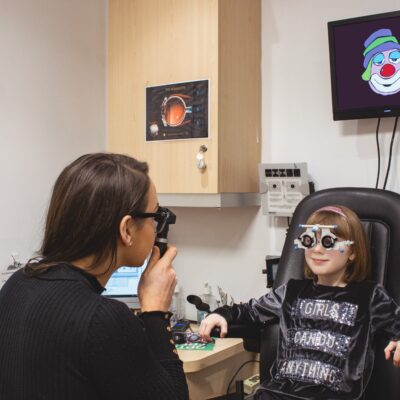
[260,187,400,399]
[228,187,400,399]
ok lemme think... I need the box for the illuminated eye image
[372,53,385,66]
[389,50,400,64]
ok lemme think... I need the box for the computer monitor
[102,262,147,309]
[328,11,400,120]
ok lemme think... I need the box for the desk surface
[177,337,246,373]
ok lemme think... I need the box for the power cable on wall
[375,117,381,189]
[382,116,399,190]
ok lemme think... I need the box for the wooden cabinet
[108,0,261,198]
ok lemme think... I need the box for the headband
[316,206,346,218]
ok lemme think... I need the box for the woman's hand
[138,246,177,312]
[198,313,228,342]
[384,340,400,367]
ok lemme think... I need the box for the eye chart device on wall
[102,262,147,309]
[259,163,310,217]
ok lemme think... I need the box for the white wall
[1,0,399,320]
[174,0,400,320]
[0,0,106,272]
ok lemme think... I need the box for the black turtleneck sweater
[0,264,188,400]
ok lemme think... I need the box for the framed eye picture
[145,79,209,141]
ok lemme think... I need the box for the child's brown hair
[304,205,371,283]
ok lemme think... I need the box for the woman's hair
[304,205,371,283]
[25,153,150,275]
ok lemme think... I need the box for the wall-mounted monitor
[328,11,400,120]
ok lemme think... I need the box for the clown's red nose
[380,63,395,77]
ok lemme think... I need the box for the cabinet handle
[196,145,208,170]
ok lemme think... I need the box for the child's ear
[349,252,355,261]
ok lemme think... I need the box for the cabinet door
[108,0,261,195]
[218,0,261,193]
[108,0,219,193]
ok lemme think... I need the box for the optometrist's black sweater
[0,264,188,400]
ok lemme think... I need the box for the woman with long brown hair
[0,153,188,400]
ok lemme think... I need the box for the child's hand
[198,313,228,342]
[384,340,400,367]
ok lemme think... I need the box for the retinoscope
[154,207,176,257]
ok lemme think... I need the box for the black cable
[375,117,381,189]
[225,359,260,398]
[383,116,399,190]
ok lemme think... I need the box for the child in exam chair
[199,205,400,400]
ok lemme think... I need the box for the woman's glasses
[131,206,175,235]
[131,206,176,256]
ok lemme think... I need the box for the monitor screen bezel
[328,10,400,121]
